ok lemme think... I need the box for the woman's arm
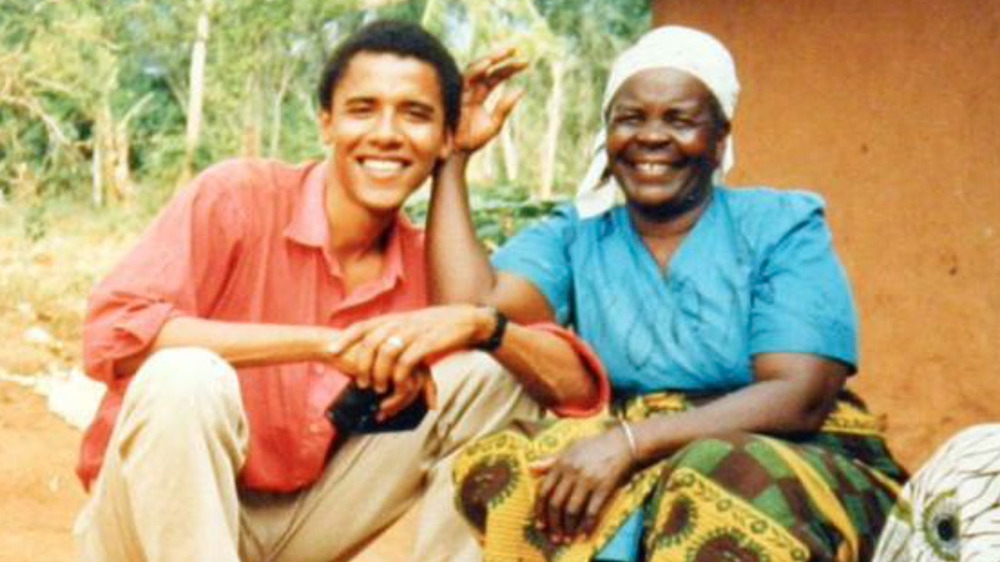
[630,353,847,460]
[532,353,847,543]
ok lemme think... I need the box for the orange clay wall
[653,0,1000,468]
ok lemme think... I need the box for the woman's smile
[605,67,727,218]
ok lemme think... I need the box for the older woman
[428,26,906,562]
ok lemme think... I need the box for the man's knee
[127,347,242,428]
[431,351,524,405]
[427,351,543,451]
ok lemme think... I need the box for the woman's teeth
[635,162,669,174]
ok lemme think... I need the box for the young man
[74,21,606,562]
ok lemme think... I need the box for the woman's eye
[669,117,697,129]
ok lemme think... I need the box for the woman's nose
[636,121,671,145]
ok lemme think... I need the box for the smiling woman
[604,67,727,223]
[431,25,908,562]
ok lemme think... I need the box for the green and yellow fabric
[454,392,907,562]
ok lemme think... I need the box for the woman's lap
[646,433,899,561]
[454,395,905,562]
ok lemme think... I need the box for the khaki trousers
[74,347,541,562]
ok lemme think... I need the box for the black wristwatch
[476,307,508,352]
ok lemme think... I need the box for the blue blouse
[493,186,858,395]
[493,186,858,561]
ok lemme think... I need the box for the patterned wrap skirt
[453,391,907,562]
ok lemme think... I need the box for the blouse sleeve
[748,194,859,372]
[491,205,577,326]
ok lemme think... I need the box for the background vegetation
[1,0,648,229]
[0,0,648,374]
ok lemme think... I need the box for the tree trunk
[92,99,113,207]
[500,114,519,184]
[242,72,262,158]
[91,132,103,208]
[539,57,565,200]
[180,0,212,184]
[268,66,294,157]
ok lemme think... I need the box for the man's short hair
[317,20,462,132]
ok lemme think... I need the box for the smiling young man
[73,21,605,562]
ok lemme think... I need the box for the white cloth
[872,424,1000,562]
[576,26,741,218]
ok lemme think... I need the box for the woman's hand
[454,48,527,153]
[530,425,637,543]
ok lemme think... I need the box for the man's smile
[357,157,411,178]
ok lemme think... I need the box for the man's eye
[613,114,641,125]
[347,105,374,116]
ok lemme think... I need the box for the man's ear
[318,110,334,145]
[438,130,455,160]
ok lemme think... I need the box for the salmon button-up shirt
[78,158,608,493]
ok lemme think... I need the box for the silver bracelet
[617,419,639,462]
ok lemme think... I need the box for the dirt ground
[0,382,419,562]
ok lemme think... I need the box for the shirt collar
[283,160,416,284]
[283,160,330,248]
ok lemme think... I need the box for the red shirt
[78,158,608,493]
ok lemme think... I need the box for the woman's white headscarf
[575,26,741,218]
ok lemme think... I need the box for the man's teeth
[361,159,405,173]
[635,162,669,174]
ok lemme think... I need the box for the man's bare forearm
[112,317,343,378]
[427,153,497,304]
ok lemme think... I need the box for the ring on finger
[384,335,405,351]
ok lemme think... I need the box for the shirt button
[308,422,325,435]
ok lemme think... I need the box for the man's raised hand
[455,48,528,153]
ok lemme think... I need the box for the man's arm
[428,155,556,324]
[410,51,606,412]
[328,304,606,413]
[111,317,341,378]
[110,316,433,418]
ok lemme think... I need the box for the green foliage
[406,183,560,250]
[1,0,649,209]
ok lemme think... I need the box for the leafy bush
[406,182,561,250]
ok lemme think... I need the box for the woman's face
[605,68,728,218]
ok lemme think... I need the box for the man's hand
[454,48,528,153]
[326,305,496,416]
[530,427,637,543]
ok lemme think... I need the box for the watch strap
[477,307,508,352]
